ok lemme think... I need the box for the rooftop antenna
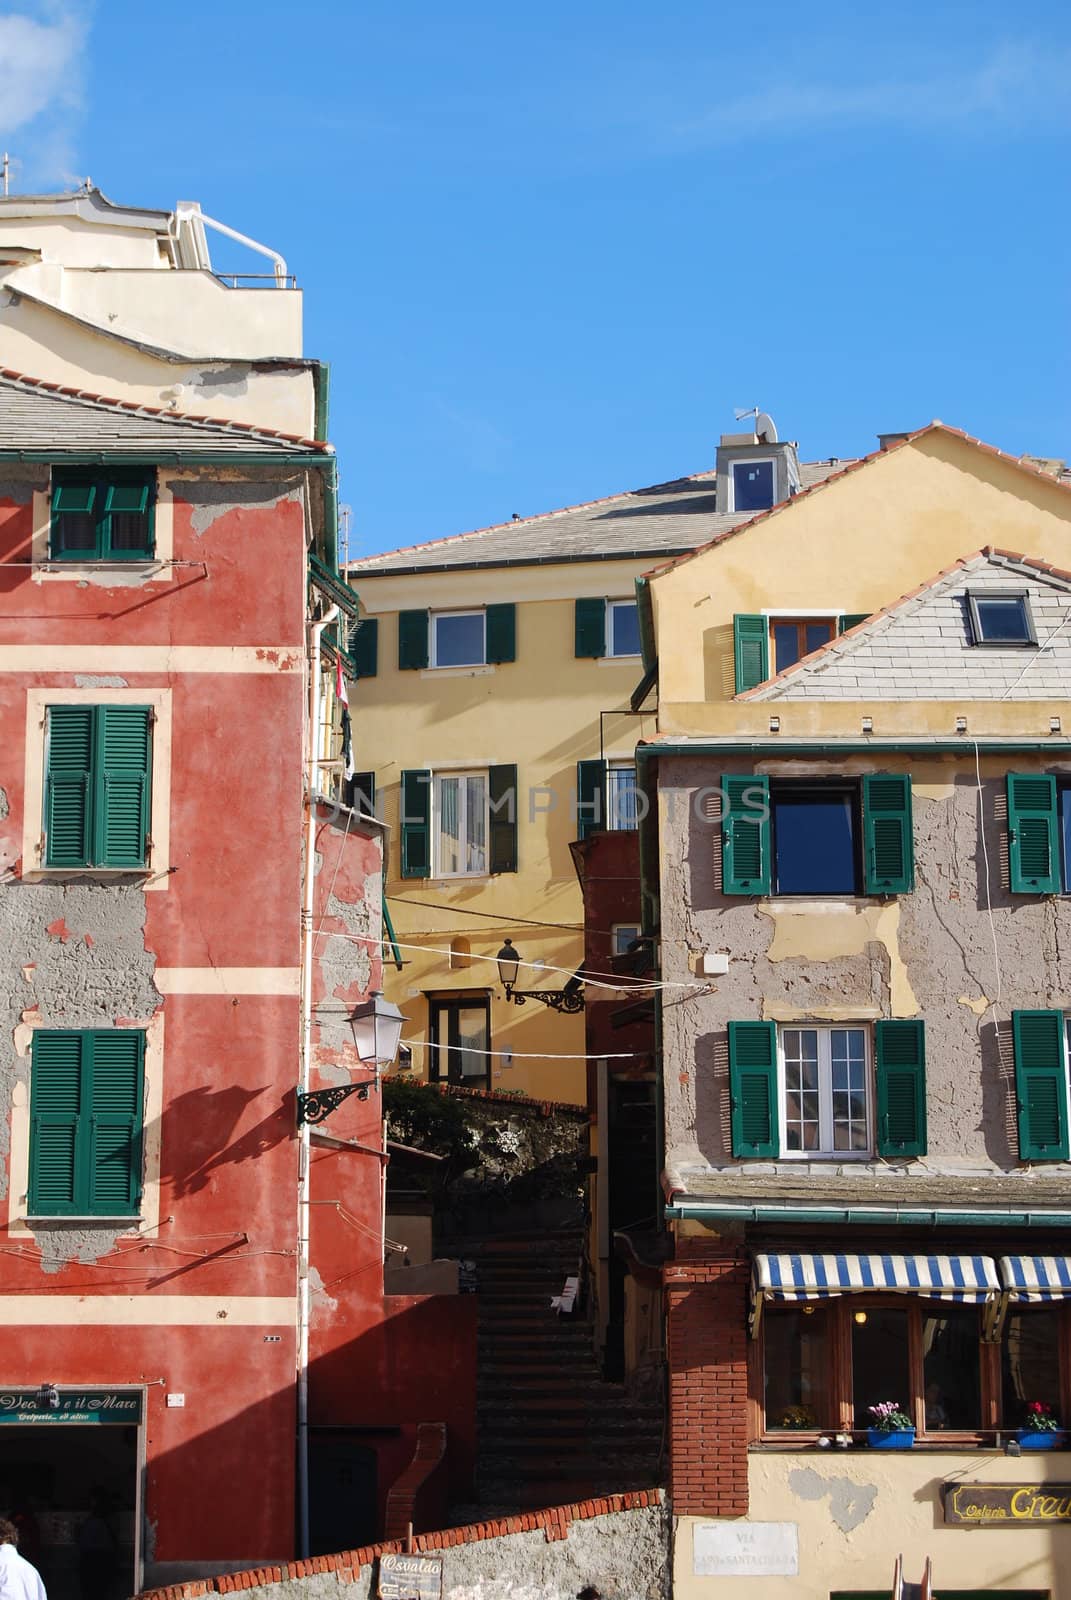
[1,155,9,198]
[733,405,778,443]
[339,504,352,569]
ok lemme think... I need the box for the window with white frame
[607,599,641,658]
[607,762,639,831]
[431,610,486,668]
[611,923,642,956]
[433,771,488,876]
[731,459,775,512]
[781,1024,870,1155]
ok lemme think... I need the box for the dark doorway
[428,996,490,1087]
[308,1434,377,1556]
[603,1075,658,1380]
[0,1424,138,1600]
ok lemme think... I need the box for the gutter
[638,738,1071,759]
[665,1198,1071,1229]
[349,547,695,579]
[0,450,328,467]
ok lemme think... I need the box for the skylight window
[967,590,1036,647]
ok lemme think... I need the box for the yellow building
[347,443,851,1105]
[640,421,1071,1599]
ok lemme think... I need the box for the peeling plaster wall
[0,881,161,1264]
[659,752,1071,1175]
[674,1452,1070,1599]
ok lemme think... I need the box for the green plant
[1023,1400,1061,1433]
[382,1076,479,1157]
[868,1401,913,1432]
[778,1404,815,1430]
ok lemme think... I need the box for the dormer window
[731,459,775,513]
[967,590,1036,647]
[772,617,836,674]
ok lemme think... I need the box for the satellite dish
[755,411,779,444]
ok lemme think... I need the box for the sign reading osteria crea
[944,1482,1071,1526]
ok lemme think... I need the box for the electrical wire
[386,895,582,932]
[313,928,711,996]
[403,1038,646,1062]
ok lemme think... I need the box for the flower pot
[867,1427,915,1450]
[1017,1429,1063,1451]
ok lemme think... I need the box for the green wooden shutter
[721,775,771,895]
[96,707,151,868]
[576,759,607,840]
[486,604,516,664]
[45,706,94,867]
[400,769,432,877]
[575,598,606,659]
[733,614,769,693]
[351,618,379,678]
[102,478,154,558]
[87,1031,144,1213]
[838,614,870,633]
[398,610,430,670]
[51,477,99,559]
[1007,774,1061,894]
[728,1021,778,1157]
[875,1020,927,1156]
[863,774,914,894]
[29,1032,84,1214]
[348,771,376,815]
[489,764,518,872]
[1013,1010,1069,1161]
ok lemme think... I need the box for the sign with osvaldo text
[944,1482,1071,1526]
[377,1553,443,1600]
[693,1520,799,1577]
[0,1390,143,1424]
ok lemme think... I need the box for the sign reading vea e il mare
[0,1390,143,1424]
[693,1520,799,1577]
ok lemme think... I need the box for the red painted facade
[0,459,474,1593]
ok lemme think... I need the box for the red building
[0,200,473,1596]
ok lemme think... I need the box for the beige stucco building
[639,424,1071,1598]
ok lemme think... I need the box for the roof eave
[666,1196,1071,1228]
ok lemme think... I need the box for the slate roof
[667,1165,1071,1216]
[741,548,1071,702]
[348,459,852,575]
[0,369,328,456]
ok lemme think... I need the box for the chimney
[877,432,910,451]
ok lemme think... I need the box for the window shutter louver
[45,706,94,867]
[488,764,518,872]
[398,610,430,670]
[1013,1009,1069,1161]
[576,759,607,840]
[721,774,771,896]
[87,1031,144,1213]
[875,1019,927,1156]
[863,774,914,894]
[350,618,379,678]
[486,604,516,664]
[103,483,150,515]
[29,1032,83,1214]
[733,614,769,693]
[574,598,606,659]
[96,707,151,868]
[400,769,432,877]
[838,613,870,633]
[1007,774,1061,894]
[728,1020,778,1157]
[347,771,376,815]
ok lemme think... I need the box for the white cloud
[674,43,1071,145]
[0,4,89,182]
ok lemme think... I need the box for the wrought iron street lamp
[495,938,585,1015]
[296,990,406,1125]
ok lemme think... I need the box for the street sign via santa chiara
[0,1390,143,1424]
[377,1554,443,1600]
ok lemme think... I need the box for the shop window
[850,1306,911,1428]
[1002,1307,1061,1428]
[763,1307,832,1431]
[922,1307,982,1430]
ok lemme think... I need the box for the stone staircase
[469,1229,664,1511]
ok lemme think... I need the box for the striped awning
[754,1252,1000,1306]
[999,1256,1071,1303]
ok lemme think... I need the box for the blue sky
[2,2,1068,556]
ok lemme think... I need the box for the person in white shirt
[0,1518,46,1600]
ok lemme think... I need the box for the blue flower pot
[1018,1429,1063,1450]
[867,1427,915,1450]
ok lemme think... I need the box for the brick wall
[664,1247,749,1517]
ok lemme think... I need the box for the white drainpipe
[297,599,338,1558]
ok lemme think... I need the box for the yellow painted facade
[351,560,657,1104]
[648,428,1071,734]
